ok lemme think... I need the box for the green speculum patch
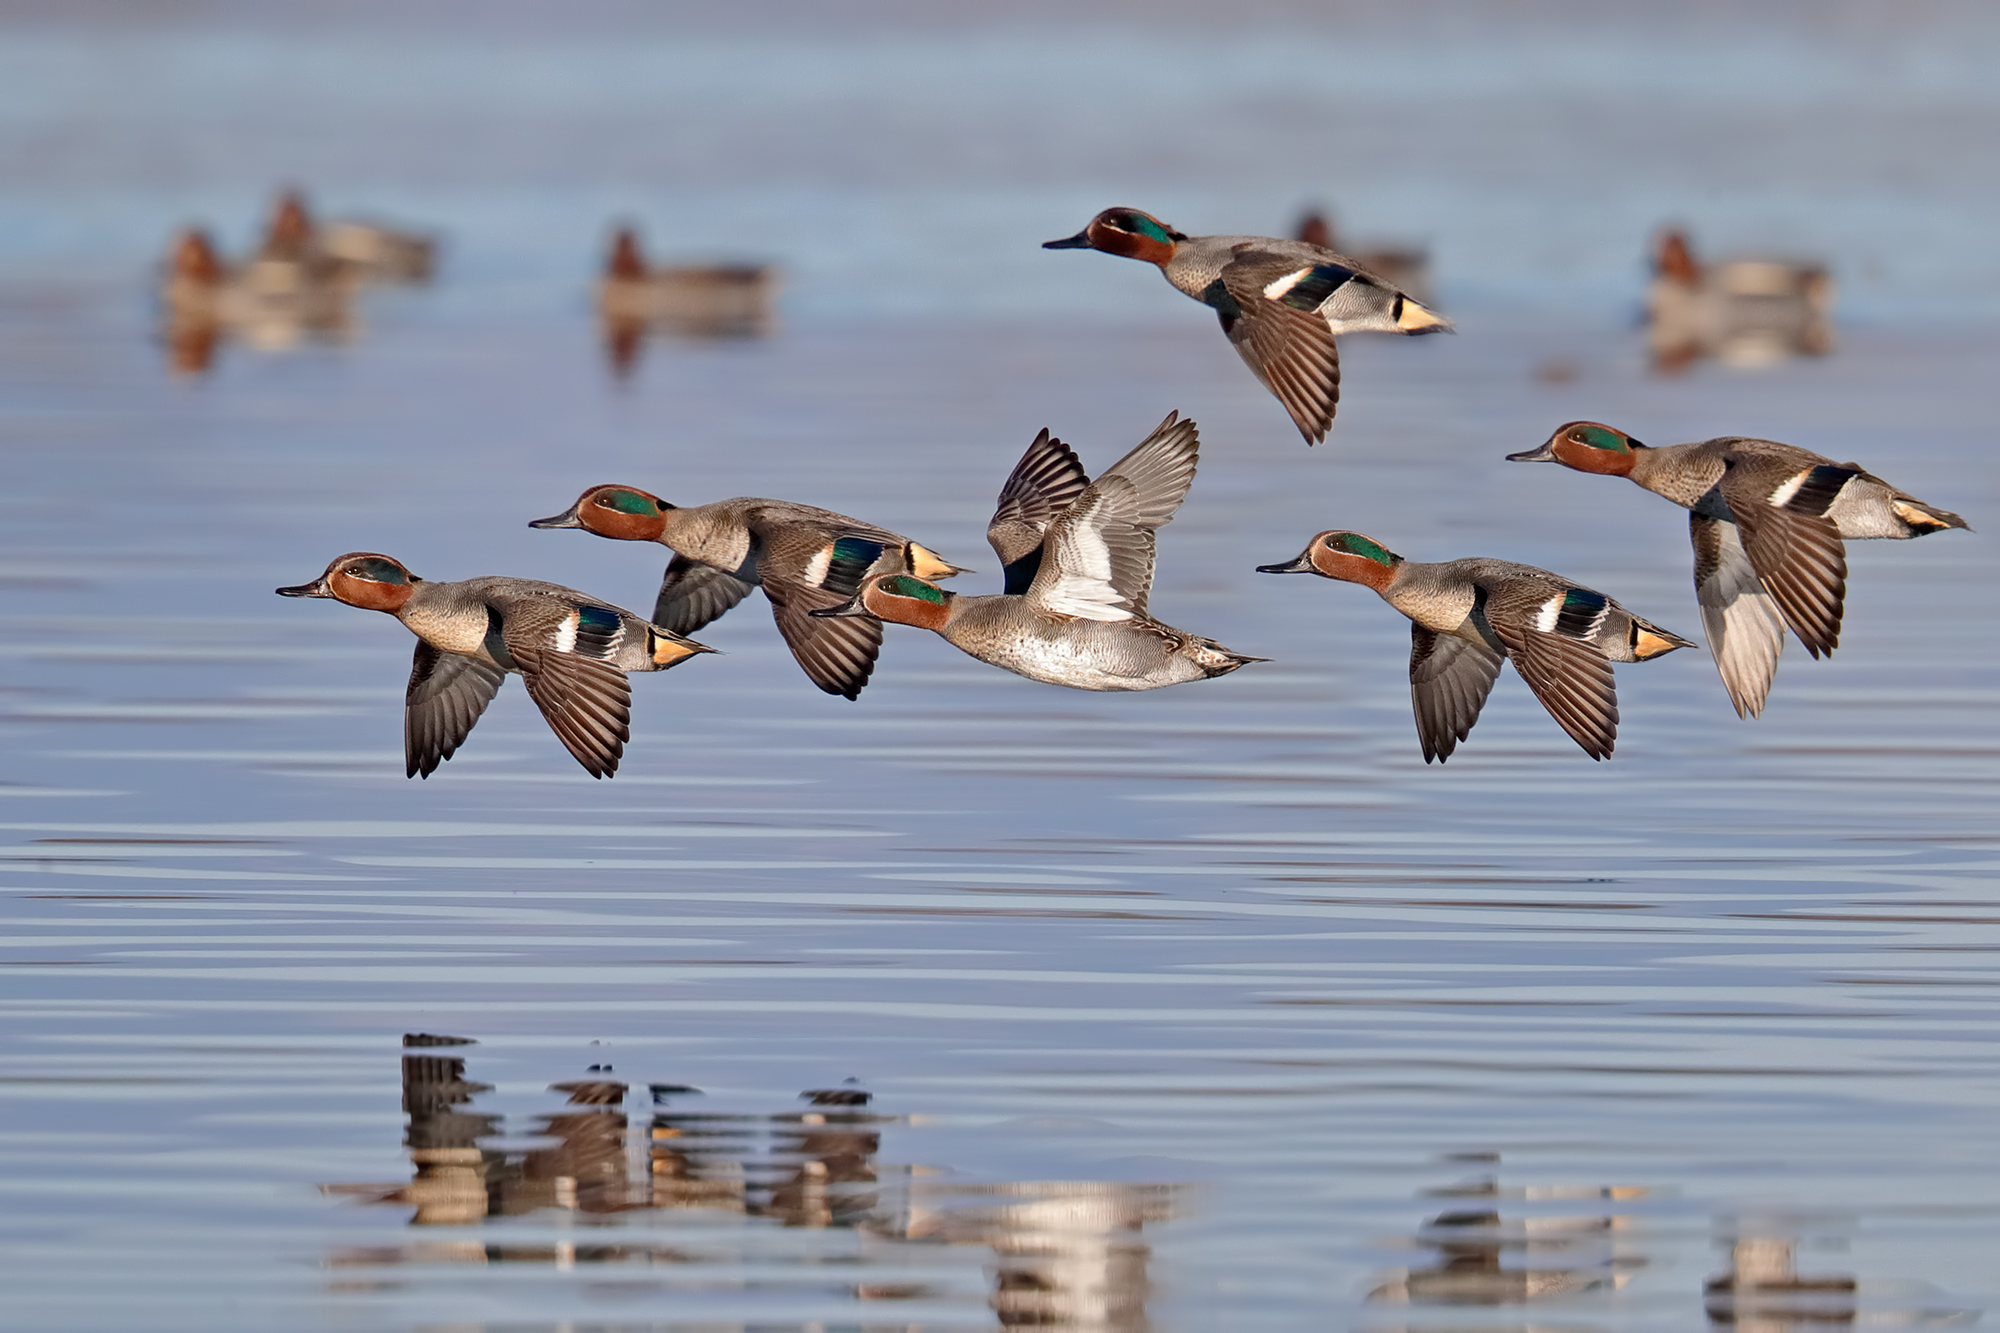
[883,575,945,604]
[598,489,660,515]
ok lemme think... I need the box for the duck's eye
[1322,537,1342,549]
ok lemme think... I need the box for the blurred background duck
[595,224,779,371]
[157,223,354,372]
[1645,226,1833,372]
[258,188,438,285]
[1293,207,1432,306]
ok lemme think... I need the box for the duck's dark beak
[528,506,584,530]
[807,591,870,619]
[1255,553,1316,575]
[1506,440,1558,463]
[1042,230,1093,250]
[276,576,332,598]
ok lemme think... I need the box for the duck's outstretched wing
[499,601,633,778]
[1691,512,1786,718]
[404,640,507,778]
[1489,616,1621,761]
[1719,456,1850,659]
[988,428,1089,594]
[1408,627,1505,764]
[1026,412,1200,621]
[763,580,884,701]
[653,553,756,636]
[1214,255,1341,444]
[1092,411,1200,537]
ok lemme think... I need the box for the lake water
[3,5,1999,1330]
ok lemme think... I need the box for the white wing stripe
[1767,471,1807,507]
[1262,268,1311,301]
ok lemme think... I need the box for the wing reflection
[321,1035,1179,1329]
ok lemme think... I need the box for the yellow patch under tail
[1632,628,1684,660]
[908,544,965,581]
[1891,500,1952,532]
[652,636,712,667]
[1394,298,1453,333]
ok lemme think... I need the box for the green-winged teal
[529,487,964,700]
[277,553,713,778]
[1259,531,1693,761]
[1509,421,1969,717]
[1044,207,1452,443]
[1646,228,1833,372]
[810,412,1263,691]
[596,225,777,362]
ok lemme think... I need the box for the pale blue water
[2,5,1999,1330]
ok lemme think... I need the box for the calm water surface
[4,293,1996,1331]
[4,6,2000,1330]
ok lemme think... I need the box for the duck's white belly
[944,613,1194,693]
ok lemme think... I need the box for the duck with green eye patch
[1043,207,1452,445]
[1259,530,1693,762]
[276,553,714,780]
[811,412,1263,691]
[529,483,969,701]
[1509,420,1970,719]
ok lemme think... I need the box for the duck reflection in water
[1646,227,1834,374]
[891,1179,1175,1330]
[596,224,779,375]
[1369,1169,1648,1307]
[1705,1232,1858,1331]
[322,1036,1178,1330]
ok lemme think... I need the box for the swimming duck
[810,413,1263,691]
[1258,531,1694,761]
[528,489,966,700]
[1043,208,1452,444]
[1645,227,1834,372]
[596,225,778,359]
[259,189,437,285]
[276,554,713,778]
[157,224,354,369]
[245,190,354,293]
[1508,422,1969,718]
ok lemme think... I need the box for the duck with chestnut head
[277,554,712,778]
[1259,530,1692,762]
[810,412,1263,691]
[1510,421,1968,717]
[1043,207,1451,444]
[529,487,965,701]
